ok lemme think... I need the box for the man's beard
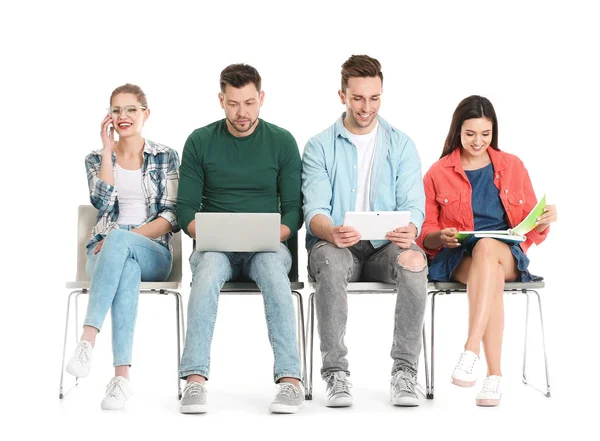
[227,116,258,133]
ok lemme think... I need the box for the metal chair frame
[425,281,551,399]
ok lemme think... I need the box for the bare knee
[472,238,497,254]
[397,250,426,272]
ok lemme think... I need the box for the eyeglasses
[108,105,147,119]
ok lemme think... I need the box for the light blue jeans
[179,243,301,383]
[84,228,173,367]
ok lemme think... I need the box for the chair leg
[306,292,315,400]
[173,291,184,400]
[522,290,530,386]
[522,290,551,397]
[422,323,432,399]
[429,292,437,399]
[292,291,307,391]
[59,290,84,399]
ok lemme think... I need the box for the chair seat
[309,281,396,292]
[65,281,181,290]
[220,282,304,292]
[429,281,545,291]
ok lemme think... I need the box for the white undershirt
[114,164,147,225]
[347,123,378,212]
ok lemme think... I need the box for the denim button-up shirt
[301,113,425,249]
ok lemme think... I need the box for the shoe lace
[458,352,477,373]
[277,382,300,398]
[392,371,416,395]
[73,341,92,363]
[480,376,501,394]
[105,377,125,399]
[184,382,206,397]
[325,373,352,395]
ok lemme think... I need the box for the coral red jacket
[416,148,549,258]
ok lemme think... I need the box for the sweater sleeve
[176,134,204,237]
[278,132,303,237]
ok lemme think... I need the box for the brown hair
[220,64,262,93]
[341,55,383,93]
[440,95,499,158]
[110,83,148,108]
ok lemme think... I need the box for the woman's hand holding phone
[101,114,116,152]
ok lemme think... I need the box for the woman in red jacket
[417,95,557,406]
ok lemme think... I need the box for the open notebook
[455,194,546,244]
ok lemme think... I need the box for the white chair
[424,280,551,399]
[58,205,185,399]
[305,282,430,400]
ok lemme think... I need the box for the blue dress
[427,163,534,282]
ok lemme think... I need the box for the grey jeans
[308,240,428,378]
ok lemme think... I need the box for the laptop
[195,212,281,252]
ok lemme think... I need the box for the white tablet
[342,211,411,240]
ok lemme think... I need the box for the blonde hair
[110,83,148,108]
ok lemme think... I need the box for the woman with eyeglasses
[417,95,557,407]
[66,84,180,410]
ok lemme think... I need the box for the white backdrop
[1,0,597,439]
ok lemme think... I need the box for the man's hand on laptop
[329,226,361,248]
[385,224,417,249]
[280,225,291,242]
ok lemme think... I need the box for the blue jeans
[179,243,301,383]
[84,228,173,367]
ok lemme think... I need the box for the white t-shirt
[114,164,147,225]
[347,123,378,212]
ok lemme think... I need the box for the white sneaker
[324,372,353,407]
[451,350,479,387]
[101,376,134,410]
[66,340,93,378]
[476,375,502,407]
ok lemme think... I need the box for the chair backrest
[74,205,182,283]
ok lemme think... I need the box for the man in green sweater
[176,64,304,414]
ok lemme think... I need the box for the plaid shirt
[85,139,180,250]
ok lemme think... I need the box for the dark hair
[341,55,383,93]
[441,95,499,158]
[219,63,261,93]
[110,83,148,108]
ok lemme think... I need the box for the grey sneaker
[269,382,304,414]
[324,371,353,407]
[390,370,420,407]
[180,381,208,414]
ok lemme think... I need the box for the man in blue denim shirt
[302,55,428,407]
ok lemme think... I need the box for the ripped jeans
[308,240,428,378]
